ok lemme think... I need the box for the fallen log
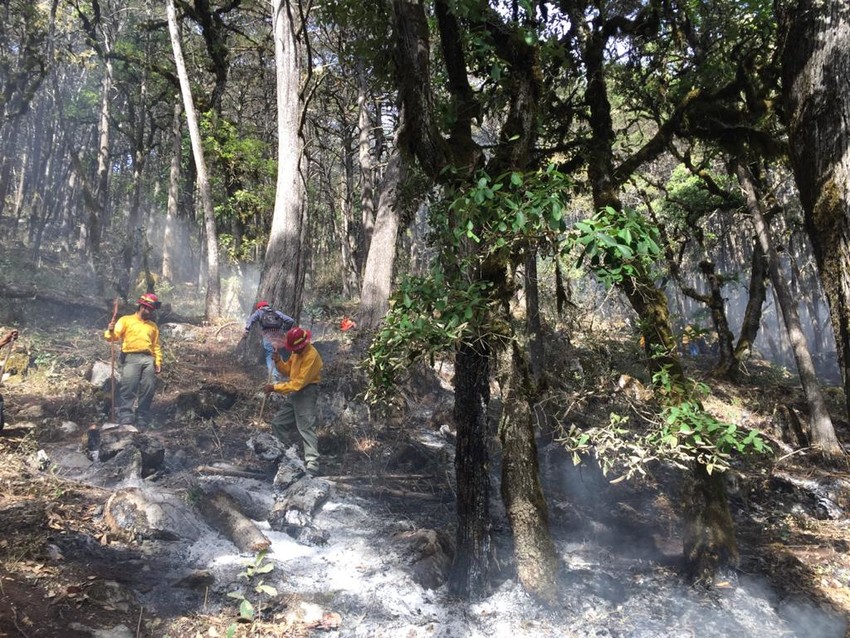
[196,465,268,480]
[194,488,270,553]
[332,482,449,502]
[322,473,437,483]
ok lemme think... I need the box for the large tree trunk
[736,161,842,457]
[259,0,307,318]
[682,463,739,584]
[778,0,850,421]
[357,149,404,329]
[497,340,558,603]
[167,0,221,320]
[448,339,493,598]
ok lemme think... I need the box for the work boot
[306,463,322,477]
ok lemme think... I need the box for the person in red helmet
[263,326,323,474]
[105,293,163,427]
[243,300,295,382]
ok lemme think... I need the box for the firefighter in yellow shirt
[263,326,323,474]
[105,293,163,427]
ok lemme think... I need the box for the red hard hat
[138,293,160,310]
[284,327,311,352]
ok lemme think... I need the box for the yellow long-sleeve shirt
[272,344,322,394]
[104,313,162,367]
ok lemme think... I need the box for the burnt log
[194,488,270,553]
[105,487,206,541]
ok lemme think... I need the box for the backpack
[259,308,285,330]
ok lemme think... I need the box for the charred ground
[0,294,848,637]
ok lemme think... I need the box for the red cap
[255,300,270,310]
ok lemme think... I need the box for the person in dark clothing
[243,300,295,382]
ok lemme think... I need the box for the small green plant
[225,550,278,635]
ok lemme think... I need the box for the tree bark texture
[357,64,376,270]
[93,57,113,255]
[194,489,271,553]
[357,148,404,329]
[682,463,739,584]
[162,100,181,283]
[497,342,558,603]
[697,261,736,377]
[260,0,307,319]
[733,240,769,369]
[448,339,493,598]
[736,161,842,457]
[779,0,850,420]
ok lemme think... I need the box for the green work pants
[118,353,157,426]
[270,383,320,469]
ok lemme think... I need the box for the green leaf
[514,210,526,230]
[239,599,254,621]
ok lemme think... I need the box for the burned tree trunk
[447,340,493,597]
[497,341,558,603]
[194,489,270,553]
[682,463,739,584]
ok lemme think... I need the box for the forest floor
[0,298,849,637]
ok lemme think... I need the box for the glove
[263,384,276,394]
[240,330,249,340]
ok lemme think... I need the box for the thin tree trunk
[339,135,359,296]
[11,145,28,228]
[736,160,841,457]
[162,100,182,283]
[167,0,220,319]
[93,57,113,254]
[524,249,544,384]
[358,63,376,271]
[0,123,21,221]
[734,239,768,365]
